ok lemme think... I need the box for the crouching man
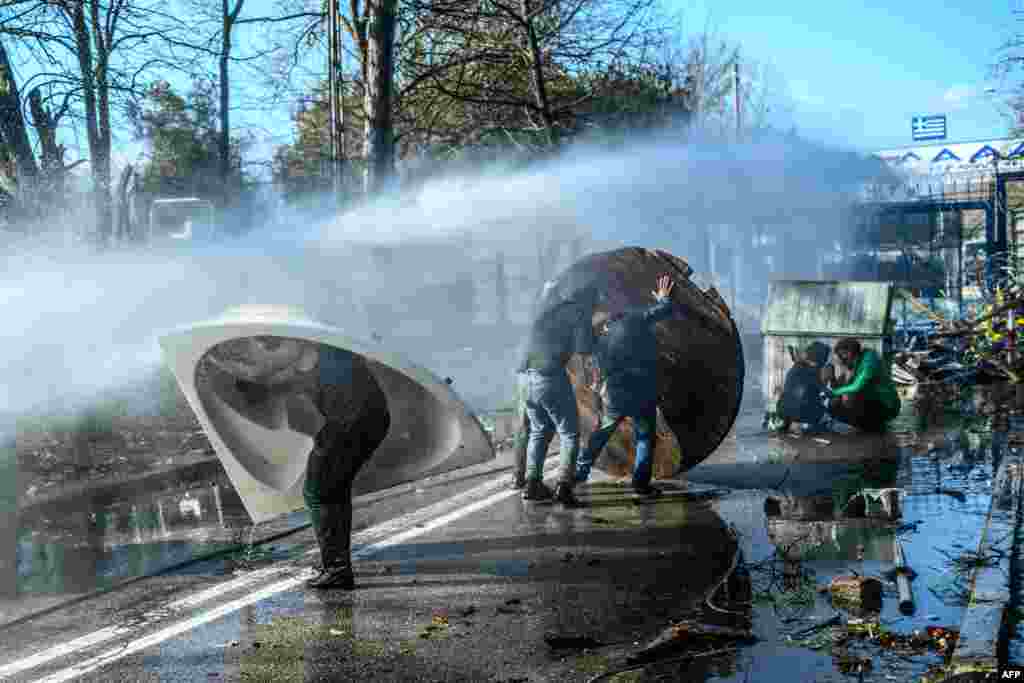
[205,336,390,590]
[824,338,900,433]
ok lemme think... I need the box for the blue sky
[679,0,1020,150]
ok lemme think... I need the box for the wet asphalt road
[0,469,737,682]
[0,403,1013,682]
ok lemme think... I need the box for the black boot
[513,471,527,489]
[633,483,662,498]
[553,482,579,507]
[310,501,356,590]
[309,564,355,590]
[522,478,553,501]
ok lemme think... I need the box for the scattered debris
[835,654,872,675]
[623,619,752,665]
[893,537,915,614]
[827,575,884,610]
[896,520,922,535]
[585,646,738,683]
[934,487,967,503]
[842,488,902,520]
[790,615,841,639]
[497,598,524,615]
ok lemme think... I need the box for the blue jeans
[523,369,579,484]
[512,372,529,480]
[576,407,657,488]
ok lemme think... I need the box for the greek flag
[912,115,946,141]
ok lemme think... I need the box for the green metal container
[762,280,895,415]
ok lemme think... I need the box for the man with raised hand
[575,275,676,497]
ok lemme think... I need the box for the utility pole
[327,0,343,203]
[734,60,741,139]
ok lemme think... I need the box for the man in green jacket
[824,338,901,433]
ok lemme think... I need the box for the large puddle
[684,407,1020,682]
[10,478,306,606]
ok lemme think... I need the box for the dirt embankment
[13,366,215,509]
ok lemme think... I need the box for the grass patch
[238,612,397,682]
[573,653,611,675]
[239,616,316,682]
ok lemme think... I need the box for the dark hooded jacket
[594,296,674,416]
[516,287,598,374]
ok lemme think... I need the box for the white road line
[5,465,553,682]
[0,566,290,680]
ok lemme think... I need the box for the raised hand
[652,274,675,300]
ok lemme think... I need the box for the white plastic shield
[158,305,494,523]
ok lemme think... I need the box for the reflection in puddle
[707,416,1009,682]
[15,480,253,596]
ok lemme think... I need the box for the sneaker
[309,565,355,590]
[513,472,527,489]
[522,479,553,501]
[553,482,580,507]
[633,484,662,498]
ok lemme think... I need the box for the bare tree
[0,33,84,222]
[992,14,1024,136]
[1,0,192,244]
[0,35,41,208]
[364,0,399,193]
[180,0,322,204]
[402,0,669,155]
[219,0,245,203]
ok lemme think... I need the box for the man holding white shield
[204,336,390,590]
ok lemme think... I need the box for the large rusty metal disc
[553,247,744,478]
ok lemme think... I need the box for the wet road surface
[2,402,1021,681]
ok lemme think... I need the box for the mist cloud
[2,129,882,417]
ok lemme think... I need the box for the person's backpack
[780,363,827,425]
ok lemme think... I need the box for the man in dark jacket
[206,336,389,590]
[776,341,831,433]
[517,282,600,507]
[574,275,676,496]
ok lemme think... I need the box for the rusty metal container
[548,247,744,478]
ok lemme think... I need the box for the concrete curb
[947,449,1024,676]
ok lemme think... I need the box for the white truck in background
[147,197,216,243]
